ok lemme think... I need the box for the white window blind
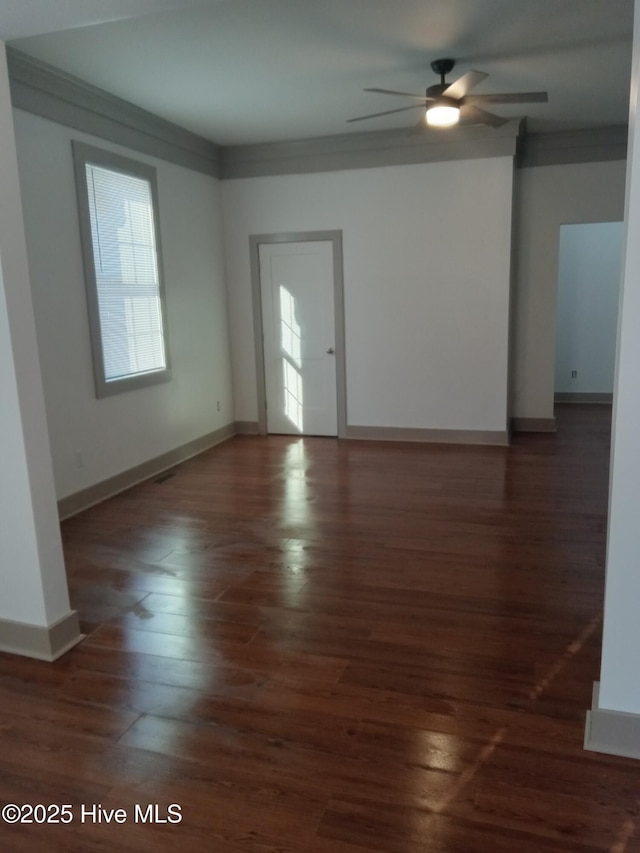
[85,163,167,383]
[74,142,170,397]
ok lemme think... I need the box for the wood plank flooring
[2,403,639,852]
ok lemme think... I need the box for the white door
[259,241,337,436]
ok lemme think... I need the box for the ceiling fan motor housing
[426,84,457,107]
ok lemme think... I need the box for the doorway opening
[554,221,623,404]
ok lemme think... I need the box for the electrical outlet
[216,401,221,412]
[75,449,84,468]
[571,370,578,379]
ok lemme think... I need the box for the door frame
[249,230,347,437]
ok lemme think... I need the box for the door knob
[326,347,335,354]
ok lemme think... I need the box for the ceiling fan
[348,58,548,129]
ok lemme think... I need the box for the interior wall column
[0,41,82,660]
[584,0,640,759]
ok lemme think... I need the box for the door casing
[249,230,346,437]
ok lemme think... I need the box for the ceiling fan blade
[462,91,548,105]
[442,70,488,100]
[459,104,508,128]
[364,87,427,100]
[347,104,425,123]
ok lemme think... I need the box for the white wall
[598,0,640,716]
[513,160,626,419]
[13,109,233,500]
[555,221,623,394]
[0,44,71,627]
[223,157,515,434]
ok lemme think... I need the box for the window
[72,141,170,397]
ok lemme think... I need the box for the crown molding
[7,47,627,179]
[219,121,522,179]
[6,47,221,177]
[223,121,628,180]
[518,125,628,168]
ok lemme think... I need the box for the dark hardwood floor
[2,403,639,852]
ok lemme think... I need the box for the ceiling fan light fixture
[426,101,460,127]
[349,57,547,130]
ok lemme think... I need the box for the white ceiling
[2,0,635,146]
[0,0,223,40]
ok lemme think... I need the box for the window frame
[72,140,171,398]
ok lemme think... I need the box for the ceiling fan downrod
[430,58,455,86]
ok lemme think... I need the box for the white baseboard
[345,425,510,446]
[584,682,640,760]
[0,611,84,661]
[57,423,236,519]
[555,393,613,404]
[510,416,556,433]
